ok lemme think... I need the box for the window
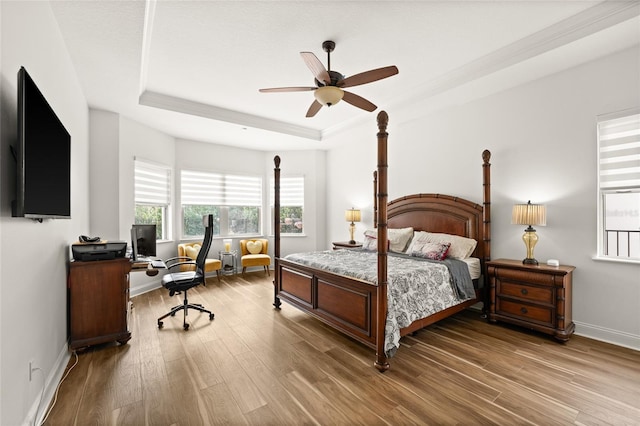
[181,170,262,238]
[597,112,640,260]
[134,159,171,240]
[271,176,304,234]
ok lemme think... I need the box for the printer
[72,241,128,261]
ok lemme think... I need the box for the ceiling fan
[259,40,399,117]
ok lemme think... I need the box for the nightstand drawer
[497,299,553,326]
[498,281,553,304]
[494,268,557,286]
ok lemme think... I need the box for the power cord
[38,351,79,426]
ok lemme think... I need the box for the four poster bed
[272,111,491,371]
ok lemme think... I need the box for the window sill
[592,256,640,265]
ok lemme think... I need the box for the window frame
[180,169,262,239]
[271,175,305,236]
[596,109,640,263]
[134,158,171,241]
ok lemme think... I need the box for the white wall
[0,2,89,424]
[325,46,640,349]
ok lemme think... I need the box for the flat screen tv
[12,67,71,220]
[131,224,157,261]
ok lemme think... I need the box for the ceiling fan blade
[342,91,377,112]
[306,100,323,117]
[338,66,399,88]
[300,52,331,85]
[259,87,316,93]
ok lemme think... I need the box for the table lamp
[345,208,361,244]
[512,201,546,265]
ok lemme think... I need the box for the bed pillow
[362,232,378,251]
[363,227,414,253]
[408,241,451,260]
[411,231,477,259]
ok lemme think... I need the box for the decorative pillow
[185,245,199,259]
[411,231,477,259]
[246,240,263,254]
[362,232,378,251]
[408,241,451,261]
[363,227,414,253]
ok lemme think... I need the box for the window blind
[271,176,304,206]
[181,170,262,206]
[134,159,171,205]
[598,113,640,190]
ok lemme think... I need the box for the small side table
[219,250,237,275]
[332,241,363,250]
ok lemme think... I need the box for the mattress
[461,257,481,280]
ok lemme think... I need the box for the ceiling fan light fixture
[314,86,344,107]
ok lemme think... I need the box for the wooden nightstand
[487,258,575,342]
[332,241,363,250]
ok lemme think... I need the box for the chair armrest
[164,256,195,269]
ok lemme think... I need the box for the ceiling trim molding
[138,0,157,95]
[400,0,640,104]
[323,0,640,140]
[137,1,638,144]
[139,91,323,141]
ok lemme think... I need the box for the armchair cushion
[178,242,221,273]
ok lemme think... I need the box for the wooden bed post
[273,155,282,309]
[481,150,491,314]
[375,111,390,372]
[373,171,378,229]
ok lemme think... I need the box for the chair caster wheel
[209,313,215,320]
[184,323,190,330]
[158,321,163,328]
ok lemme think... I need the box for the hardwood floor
[44,273,640,425]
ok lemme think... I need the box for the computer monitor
[131,224,156,261]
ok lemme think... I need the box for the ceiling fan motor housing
[315,70,344,87]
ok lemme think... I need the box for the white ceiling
[48,0,640,151]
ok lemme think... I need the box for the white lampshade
[314,86,344,106]
[345,208,361,223]
[512,201,546,226]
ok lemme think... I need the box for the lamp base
[348,240,356,245]
[522,258,539,265]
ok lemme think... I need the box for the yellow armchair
[239,239,271,276]
[178,242,222,283]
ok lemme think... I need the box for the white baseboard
[574,321,640,351]
[129,279,161,297]
[23,344,71,426]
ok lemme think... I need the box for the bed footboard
[275,258,379,349]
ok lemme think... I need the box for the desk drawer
[497,298,553,326]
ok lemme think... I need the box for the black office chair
[157,214,215,330]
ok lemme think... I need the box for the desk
[131,257,166,276]
[68,258,132,350]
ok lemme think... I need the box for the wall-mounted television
[12,66,71,220]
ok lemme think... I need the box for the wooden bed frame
[272,111,492,371]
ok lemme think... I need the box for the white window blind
[598,113,640,190]
[181,170,262,206]
[134,159,170,205]
[271,176,304,206]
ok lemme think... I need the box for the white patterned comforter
[283,249,475,357]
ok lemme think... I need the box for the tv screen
[131,224,157,261]
[13,67,71,220]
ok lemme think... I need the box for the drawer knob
[521,288,528,295]
[520,307,528,314]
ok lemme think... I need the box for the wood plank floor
[44,273,640,425]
